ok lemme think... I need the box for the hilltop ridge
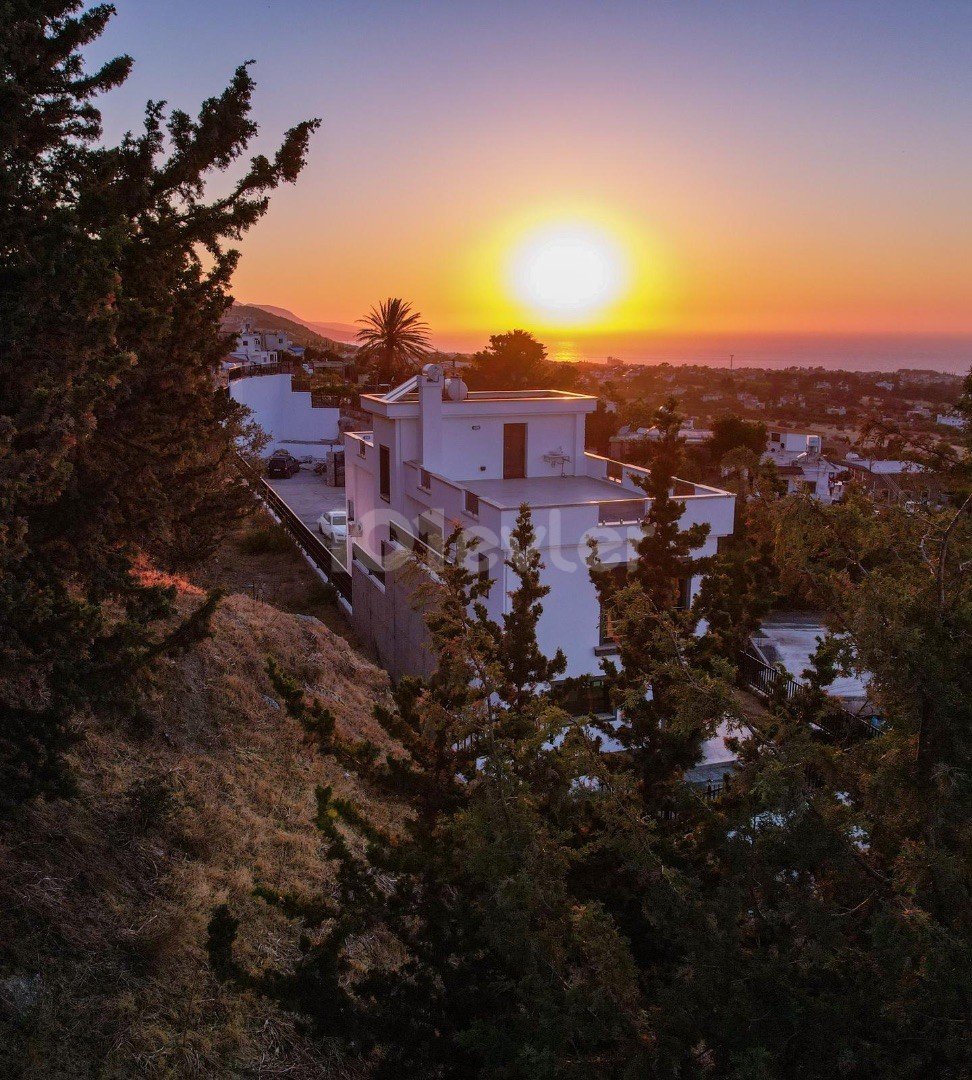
[247,304,360,344]
[222,303,354,353]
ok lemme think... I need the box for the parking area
[265,467,348,562]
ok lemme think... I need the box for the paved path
[266,467,347,561]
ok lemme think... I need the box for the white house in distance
[937,410,966,430]
[228,325,296,366]
[764,429,840,503]
[343,365,735,685]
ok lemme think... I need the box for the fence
[737,650,881,743]
[737,651,801,701]
[227,360,302,381]
[236,457,352,604]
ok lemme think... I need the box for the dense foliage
[0,2,318,806]
[230,401,971,1078]
[467,329,561,390]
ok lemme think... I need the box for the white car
[317,509,348,542]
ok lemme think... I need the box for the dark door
[379,445,390,501]
[503,423,526,479]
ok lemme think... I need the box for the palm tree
[356,298,432,385]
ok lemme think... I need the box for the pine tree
[0,3,319,806]
[235,511,649,1077]
[588,398,732,806]
[676,486,972,1078]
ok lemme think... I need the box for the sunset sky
[88,1,972,348]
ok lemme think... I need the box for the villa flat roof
[462,474,642,509]
[363,388,594,404]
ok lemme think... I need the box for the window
[347,500,355,522]
[677,576,692,610]
[358,439,366,458]
[418,516,443,555]
[598,605,618,647]
[606,460,623,484]
[419,468,431,490]
[597,564,630,648]
[464,489,480,517]
[379,445,390,502]
[555,678,612,717]
[478,552,491,588]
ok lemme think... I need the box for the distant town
[223,303,967,515]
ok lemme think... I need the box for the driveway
[266,467,348,561]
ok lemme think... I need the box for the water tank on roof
[422,363,443,382]
[445,377,468,401]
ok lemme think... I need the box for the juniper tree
[239,509,650,1077]
[588,398,735,806]
[0,2,318,805]
[670,485,972,1080]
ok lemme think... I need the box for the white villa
[343,364,736,684]
[230,373,342,455]
[229,325,296,366]
[764,429,841,503]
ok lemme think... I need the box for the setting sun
[508,223,628,326]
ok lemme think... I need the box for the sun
[509,222,627,324]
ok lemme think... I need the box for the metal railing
[236,457,352,604]
[737,650,881,743]
[388,521,445,567]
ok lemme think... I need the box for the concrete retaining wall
[350,562,436,683]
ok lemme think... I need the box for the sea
[431,332,972,375]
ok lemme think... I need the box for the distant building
[764,431,840,503]
[839,453,928,504]
[937,411,965,430]
[229,324,296,366]
[766,430,823,460]
[750,613,875,718]
[229,372,341,454]
[608,419,712,460]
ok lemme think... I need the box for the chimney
[418,363,444,473]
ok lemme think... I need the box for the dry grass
[0,584,398,1078]
[194,509,359,648]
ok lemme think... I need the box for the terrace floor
[462,474,636,509]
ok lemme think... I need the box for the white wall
[379,411,585,483]
[230,374,340,452]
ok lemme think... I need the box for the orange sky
[93,1,972,341]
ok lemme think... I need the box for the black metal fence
[237,457,352,604]
[737,651,801,701]
[737,650,881,743]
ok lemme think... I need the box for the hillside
[249,305,360,345]
[222,303,355,353]
[0,515,394,1078]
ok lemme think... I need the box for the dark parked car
[267,450,301,478]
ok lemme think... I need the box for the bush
[238,523,295,556]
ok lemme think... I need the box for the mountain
[245,304,361,344]
[222,303,355,352]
